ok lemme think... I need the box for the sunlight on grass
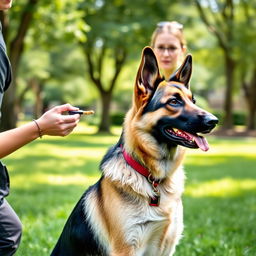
[35,144,106,159]
[186,177,256,197]
[47,174,98,185]
[189,136,256,157]
[74,123,98,134]
[11,173,99,187]
[72,122,122,136]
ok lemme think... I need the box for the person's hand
[36,104,81,137]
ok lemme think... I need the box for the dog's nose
[205,114,219,127]
[202,114,218,133]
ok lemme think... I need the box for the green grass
[176,137,256,256]
[3,124,256,256]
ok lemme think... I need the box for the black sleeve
[0,32,12,119]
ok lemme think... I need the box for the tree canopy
[0,0,255,132]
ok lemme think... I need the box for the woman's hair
[150,21,186,48]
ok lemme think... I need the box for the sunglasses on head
[157,21,183,30]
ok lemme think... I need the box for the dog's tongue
[193,135,209,152]
[182,130,209,151]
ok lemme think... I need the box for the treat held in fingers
[68,110,95,116]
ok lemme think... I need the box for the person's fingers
[61,114,81,123]
[64,127,76,136]
[59,123,78,136]
[53,104,79,114]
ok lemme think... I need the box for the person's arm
[0,103,80,158]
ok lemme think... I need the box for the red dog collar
[121,145,161,206]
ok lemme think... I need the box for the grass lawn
[3,124,256,256]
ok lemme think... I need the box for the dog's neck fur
[123,107,186,180]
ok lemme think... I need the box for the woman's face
[0,0,13,11]
[153,32,185,75]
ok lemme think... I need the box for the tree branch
[241,0,253,25]
[109,48,127,93]
[194,0,228,50]
[9,0,39,74]
[97,44,106,80]
[84,47,103,92]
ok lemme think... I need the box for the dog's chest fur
[121,186,184,256]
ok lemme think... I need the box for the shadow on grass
[6,154,102,177]
[9,183,90,217]
[36,133,120,148]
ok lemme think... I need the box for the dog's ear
[134,47,161,109]
[169,54,192,88]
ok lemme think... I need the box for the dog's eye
[169,98,179,106]
[168,94,183,107]
[170,99,177,104]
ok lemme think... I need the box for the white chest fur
[122,186,184,256]
[102,157,185,255]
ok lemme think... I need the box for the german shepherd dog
[51,47,218,256]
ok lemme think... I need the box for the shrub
[212,111,247,126]
[111,112,125,126]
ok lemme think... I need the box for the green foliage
[177,137,256,255]
[20,50,51,80]
[111,112,125,126]
[80,0,170,48]
[78,0,183,66]
[3,125,256,256]
[46,46,98,105]
[232,112,247,126]
[213,111,247,126]
[5,0,256,130]
[27,0,88,48]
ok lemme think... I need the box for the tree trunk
[194,0,236,131]
[0,0,39,131]
[32,79,44,119]
[222,53,236,130]
[98,91,112,133]
[83,45,126,133]
[242,67,256,131]
[248,70,256,131]
[247,104,256,131]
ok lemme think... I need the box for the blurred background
[1,1,256,255]
[0,0,255,134]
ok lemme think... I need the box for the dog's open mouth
[165,128,209,151]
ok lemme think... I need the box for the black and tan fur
[51,47,218,256]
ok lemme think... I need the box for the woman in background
[150,21,187,80]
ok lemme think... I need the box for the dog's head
[129,47,218,152]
